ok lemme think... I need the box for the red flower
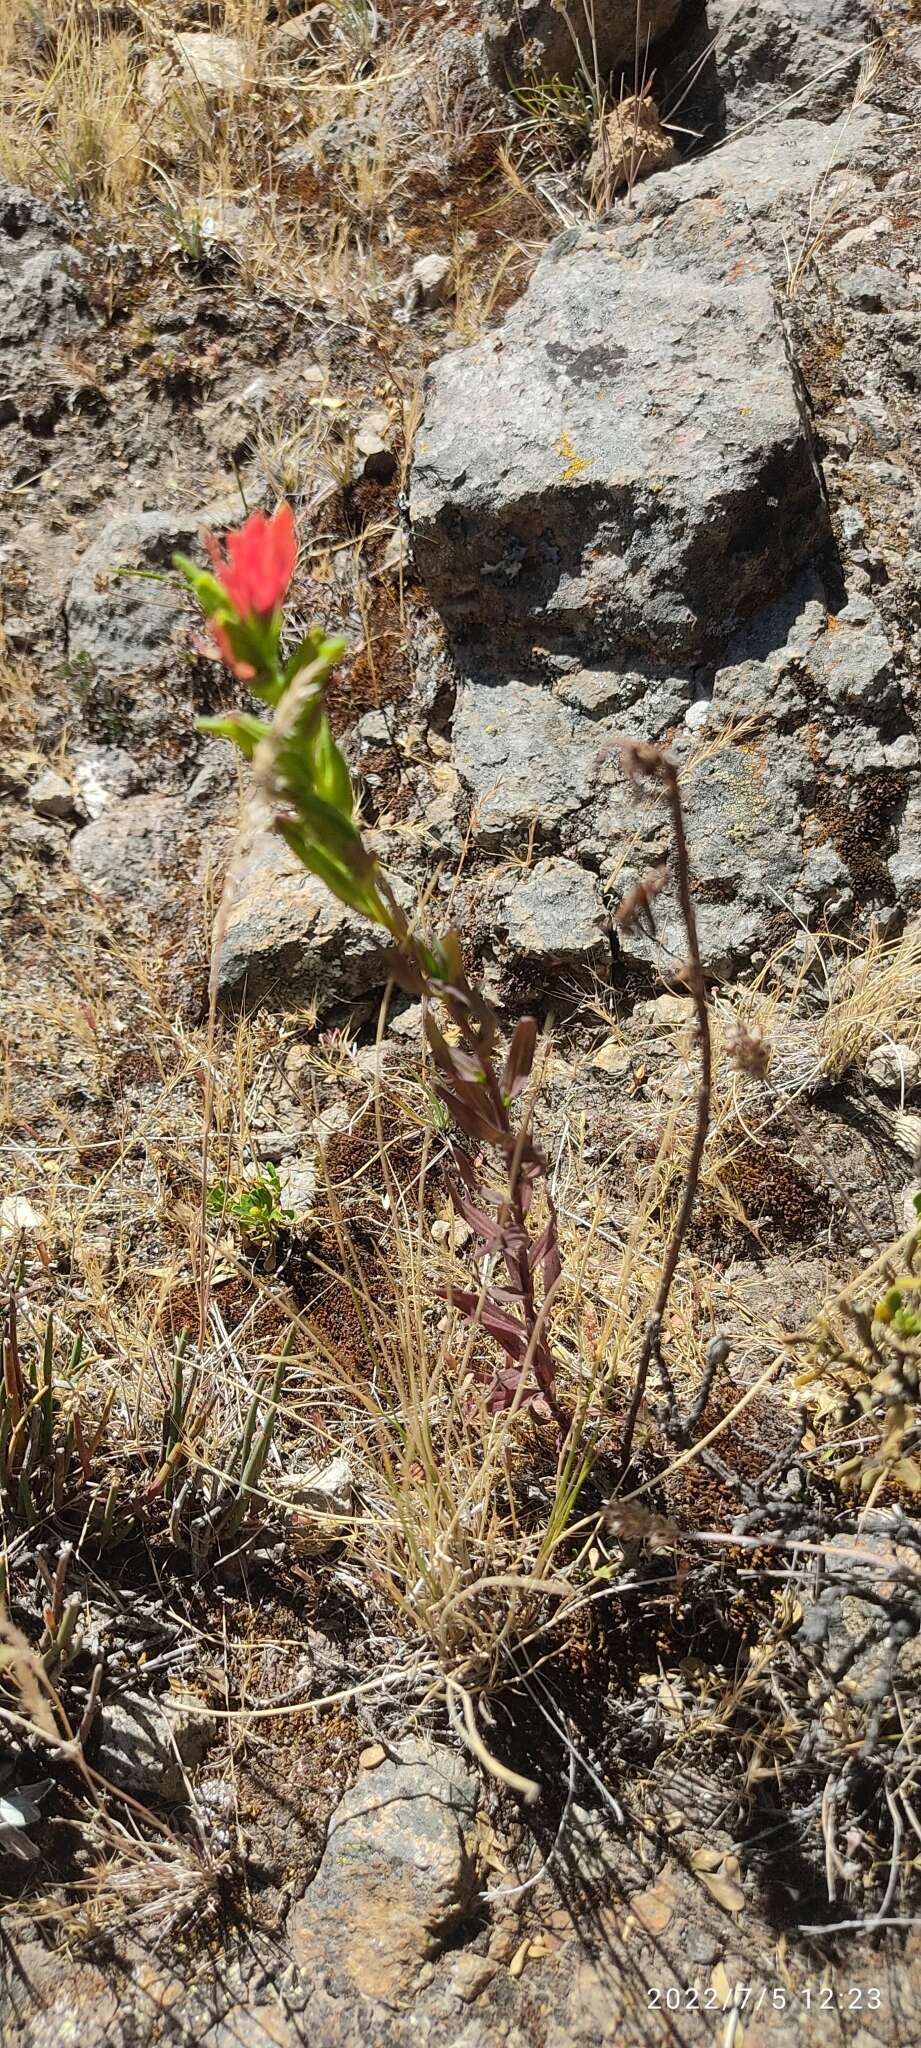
[207,503,297,620]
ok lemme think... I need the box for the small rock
[277,1453,353,1517]
[866,1043,920,1096]
[287,111,379,176]
[276,1155,316,1215]
[251,1128,300,1163]
[11,814,69,865]
[837,264,913,314]
[144,32,248,106]
[647,993,694,1030]
[840,505,867,549]
[28,767,81,822]
[411,253,453,310]
[388,1001,424,1042]
[811,595,900,716]
[355,409,397,483]
[0,1195,43,1238]
[555,667,642,718]
[92,1692,216,1800]
[187,749,238,808]
[591,1039,632,1079]
[288,1740,479,2006]
[73,745,141,819]
[502,858,609,972]
[70,795,195,914]
[448,1952,499,2003]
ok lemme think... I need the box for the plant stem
[617,752,712,1479]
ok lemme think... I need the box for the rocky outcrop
[406,57,921,989]
[481,0,687,87]
[706,0,872,127]
[214,822,413,1013]
[0,183,89,346]
[66,509,203,675]
[442,573,912,979]
[411,197,828,666]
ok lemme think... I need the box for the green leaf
[275,821,392,927]
[196,711,271,760]
[288,633,347,689]
[173,555,226,617]
[281,628,329,686]
[310,708,354,818]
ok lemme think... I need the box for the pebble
[355,408,397,482]
[29,767,81,821]
[866,1042,920,1095]
[411,253,453,310]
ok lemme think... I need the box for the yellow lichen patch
[557,429,591,482]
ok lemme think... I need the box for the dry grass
[4,751,921,1932]
[0,0,549,380]
[0,5,144,206]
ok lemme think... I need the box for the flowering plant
[175,506,398,931]
[176,504,564,1419]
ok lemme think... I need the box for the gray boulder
[70,795,196,914]
[28,768,82,823]
[706,0,871,128]
[215,822,412,1013]
[501,857,610,971]
[66,509,202,675]
[481,0,686,87]
[92,1691,215,1801]
[411,198,828,665]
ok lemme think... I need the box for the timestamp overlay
[645,1978,892,2031]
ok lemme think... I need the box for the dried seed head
[616,866,667,936]
[724,1019,771,1078]
[619,737,664,785]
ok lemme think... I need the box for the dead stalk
[616,745,713,1477]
